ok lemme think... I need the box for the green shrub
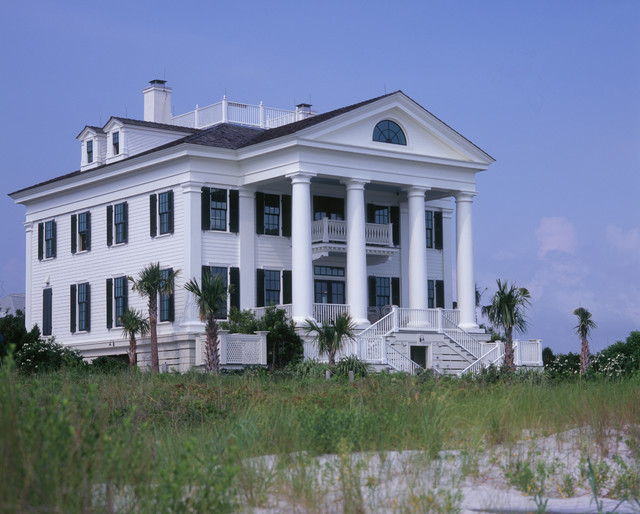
[334,355,369,378]
[287,358,329,379]
[90,355,129,374]
[15,337,83,373]
[0,310,40,363]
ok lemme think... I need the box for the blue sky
[1,0,638,354]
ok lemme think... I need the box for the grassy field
[1,364,639,512]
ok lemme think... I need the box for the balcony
[311,218,398,260]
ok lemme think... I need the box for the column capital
[441,207,454,219]
[341,178,370,190]
[24,221,33,232]
[180,182,205,194]
[455,191,477,202]
[405,185,430,198]
[238,186,256,199]
[286,171,316,184]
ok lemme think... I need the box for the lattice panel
[226,337,261,364]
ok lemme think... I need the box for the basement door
[410,346,427,368]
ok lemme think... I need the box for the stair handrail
[440,312,482,359]
[386,343,424,375]
[459,343,503,376]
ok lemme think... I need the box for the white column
[181,183,202,330]
[287,172,315,324]
[441,206,454,309]
[238,188,256,310]
[344,179,370,327]
[407,186,429,310]
[456,192,478,330]
[24,222,33,330]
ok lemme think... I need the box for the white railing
[250,304,292,319]
[311,218,394,247]
[441,311,482,359]
[195,331,268,366]
[303,338,357,362]
[355,310,395,362]
[397,308,439,329]
[461,339,543,375]
[313,303,350,324]
[460,343,503,375]
[386,343,424,374]
[515,339,543,366]
[170,97,316,130]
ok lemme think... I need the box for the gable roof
[10,91,491,196]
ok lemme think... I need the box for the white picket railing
[441,311,482,359]
[313,303,350,324]
[170,97,316,130]
[386,343,424,374]
[355,310,395,362]
[250,304,292,319]
[461,339,543,375]
[303,338,357,362]
[311,218,394,247]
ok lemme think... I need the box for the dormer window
[373,120,406,145]
[113,131,120,155]
[86,140,94,163]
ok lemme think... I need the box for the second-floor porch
[311,217,397,259]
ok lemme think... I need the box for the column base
[293,315,315,326]
[458,322,480,332]
[352,318,370,330]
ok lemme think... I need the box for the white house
[9,80,542,374]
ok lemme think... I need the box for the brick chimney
[143,79,172,124]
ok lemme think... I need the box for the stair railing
[440,312,482,359]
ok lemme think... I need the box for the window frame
[44,220,56,259]
[112,131,120,155]
[87,140,94,163]
[42,288,52,336]
[372,120,407,146]
[77,282,90,332]
[426,210,434,248]
[210,188,228,231]
[77,211,90,252]
[114,276,127,327]
[114,202,127,244]
[263,194,281,236]
[263,269,281,306]
[159,268,175,322]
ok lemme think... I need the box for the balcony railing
[171,97,317,130]
[311,218,394,247]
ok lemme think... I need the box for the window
[263,194,280,236]
[114,277,127,327]
[38,220,57,260]
[313,196,344,221]
[314,266,345,277]
[373,205,389,225]
[428,280,445,309]
[366,204,400,246]
[374,277,390,310]
[256,269,291,307]
[87,140,93,163]
[368,276,400,308]
[159,268,175,322]
[314,280,345,304]
[203,266,228,318]
[70,282,90,333]
[255,193,291,237]
[112,131,119,155]
[42,288,52,336]
[426,210,443,250]
[426,211,434,248]
[150,191,174,237]
[107,202,128,246]
[264,270,280,305]
[210,189,227,231]
[201,188,239,232]
[373,120,406,145]
[71,211,91,253]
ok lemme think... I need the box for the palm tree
[482,279,531,371]
[304,313,356,365]
[574,307,596,375]
[118,308,149,369]
[130,263,179,372]
[184,273,229,374]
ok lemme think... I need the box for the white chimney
[143,79,172,124]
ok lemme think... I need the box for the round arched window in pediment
[373,120,406,145]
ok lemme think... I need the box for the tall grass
[1,362,638,512]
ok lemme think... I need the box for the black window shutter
[368,276,376,307]
[366,204,376,224]
[37,223,44,260]
[256,269,265,307]
[150,194,157,237]
[42,288,52,336]
[230,267,240,309]
[392,277,400,306]
[71,215,77,254]
[86,212,91,251]
[201,187,211,231]
[106,278,113,329]
[390,206,400,246]
[281,195,292,237]
[167,190,174,234]
[436,280,445,309]
[282,270,292,304]
[70,284,76,333]
[122,202,128,243]
[255,192,264,234]
[85,283,91,331]
[106,205,113,246]
[434,212,443,250]
[201,265,210,282]
[51,221,56,258]
[123,278,128,312]
[229,189,239,233]
[168,269,175,322]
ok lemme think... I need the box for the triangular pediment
[297,92,493,166]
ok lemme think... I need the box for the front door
[410,346,427,368]
[314,280,345,304]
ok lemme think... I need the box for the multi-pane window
[313,196,344,221]
[114,277,127,327]
[159,192,172,235]
[159,268,174,322]
[78,212,90,251]
[45,220,56,258]
[373,205,389,225]
[264,270,280,306]
[208,266,228,318]
[263,194,280,236]
[114,203,127,244]
[87,140,93,163]
[314,280,345,304]
[425,211,434,248]
[210,189,227,231]
[78,282,90,332]
[375,277,390,310]
[314,266,345,277]
[373,120,406,145]
[112,131,120,155]
[428,280,445,309]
